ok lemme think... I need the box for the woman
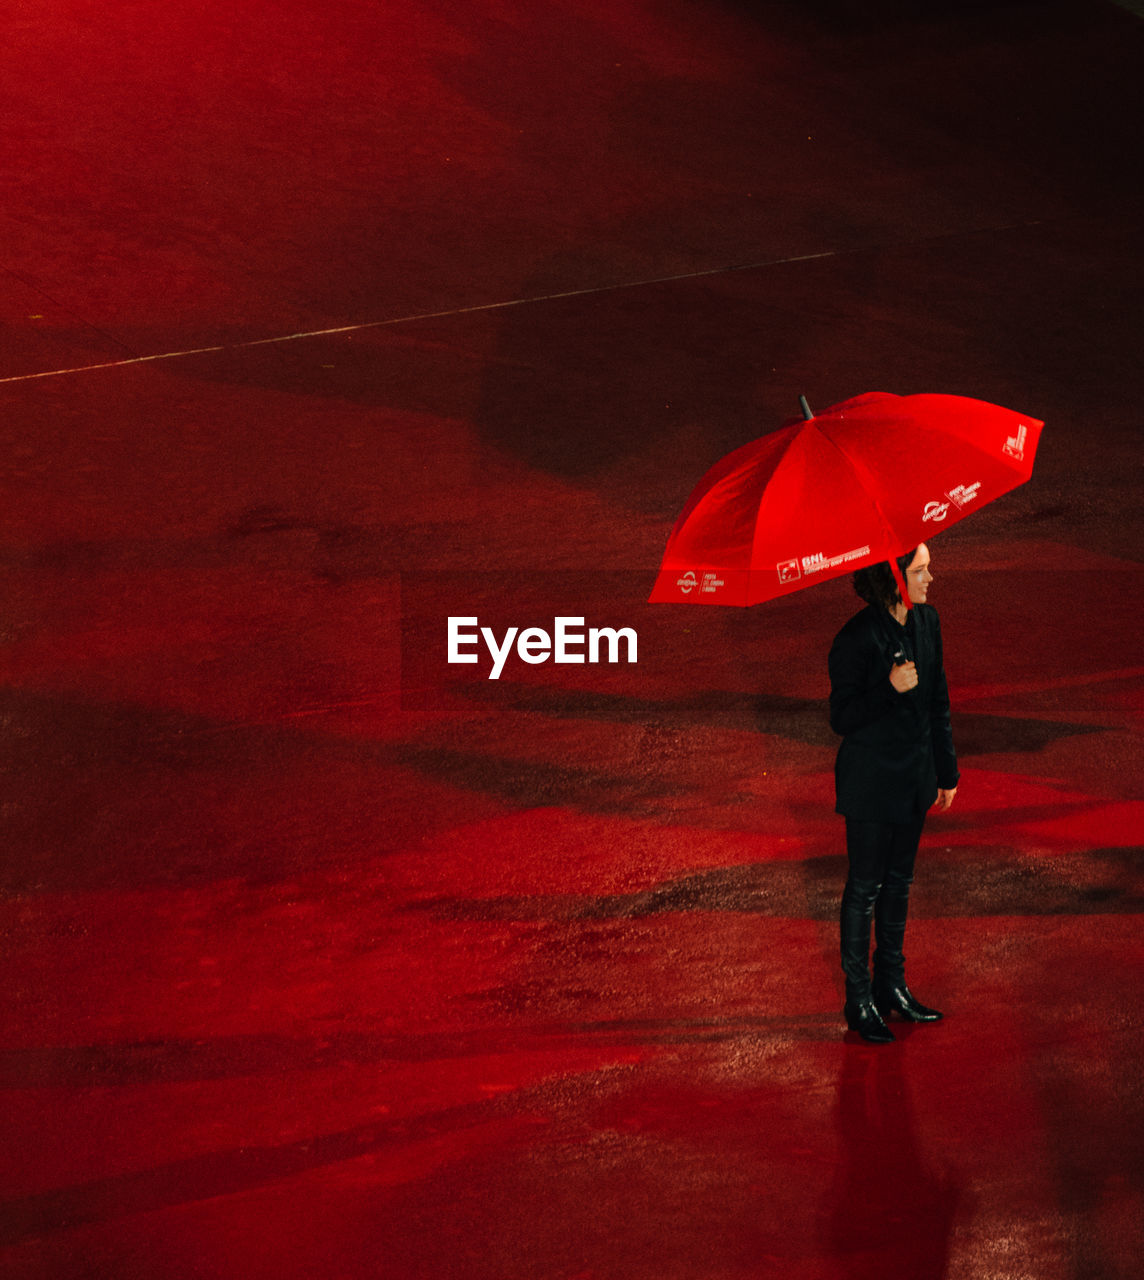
[828,543,959,1043]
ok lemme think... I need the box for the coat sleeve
[828,622,901,737]
[929,612,960,789]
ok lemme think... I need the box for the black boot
[840,877,893,1043]
[873,983,943,1022]
[871,871,943,1022]
[844,997,894,1043]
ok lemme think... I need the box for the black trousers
[840,815,926,1001]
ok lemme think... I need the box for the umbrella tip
[798,395,813,420]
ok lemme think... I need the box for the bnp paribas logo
[776,558,801,584]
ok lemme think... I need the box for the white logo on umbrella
[1003,424,1028,460]
[946,481,981,509]
[677,571,698,594]
[776,559,801,583]
[923,500,950,522]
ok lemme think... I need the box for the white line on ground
[0,221,1042,386]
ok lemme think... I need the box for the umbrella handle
[890,556,913,611]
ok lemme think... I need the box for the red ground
[2,2,1142,1277]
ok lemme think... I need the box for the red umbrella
[649,392,1042,607]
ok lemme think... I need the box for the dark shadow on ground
[412,847,1144,922]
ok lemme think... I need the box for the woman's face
[906,543,933,605]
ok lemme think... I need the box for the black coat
[828,603,959,822]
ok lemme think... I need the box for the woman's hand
[934,787,958,811]
[889,660,918,693]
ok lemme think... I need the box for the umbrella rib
[744,425,821,571]
[806,420,911,560]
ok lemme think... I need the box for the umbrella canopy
[649,392,1042,606]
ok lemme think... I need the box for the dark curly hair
[852,547,918,610]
